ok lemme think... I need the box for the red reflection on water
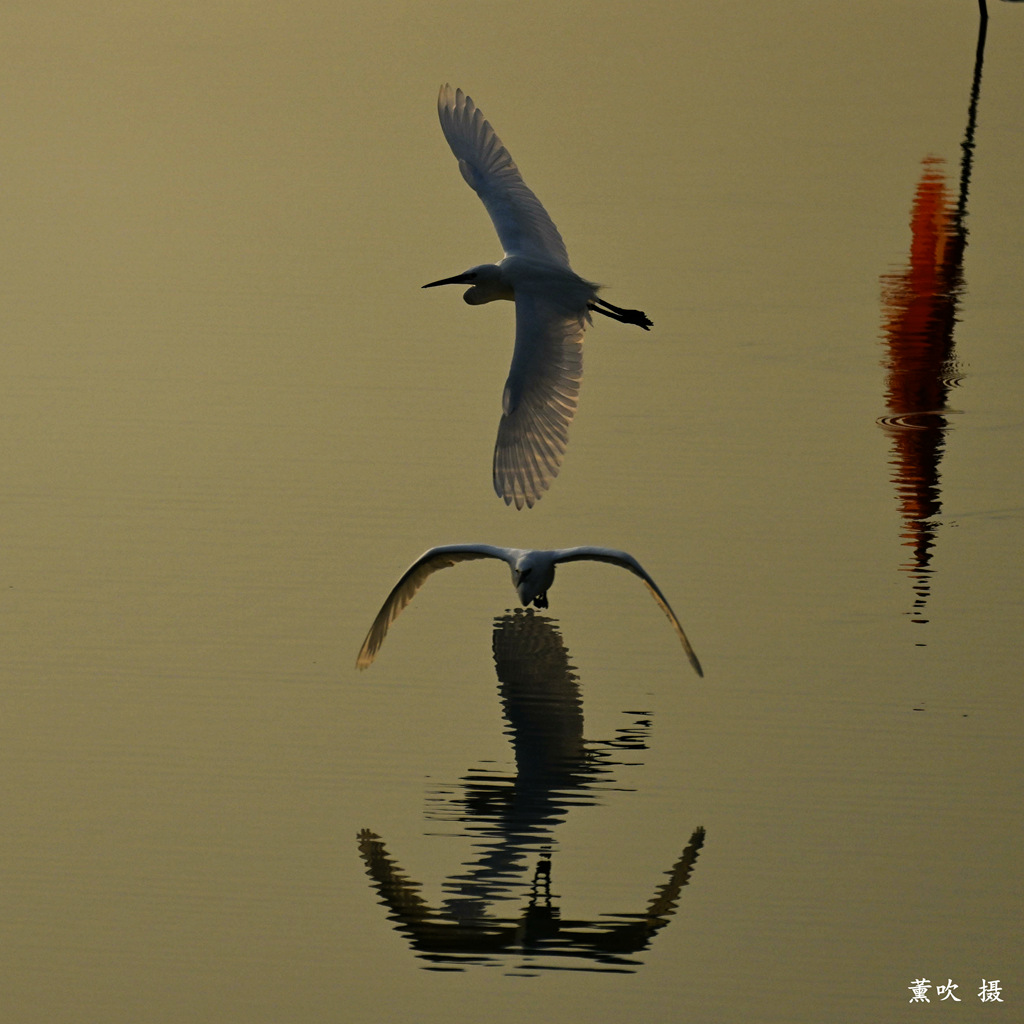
[879,157,964,619]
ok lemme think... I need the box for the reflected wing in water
[356,826,708,973]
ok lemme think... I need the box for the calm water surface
[1,2,1021,1021]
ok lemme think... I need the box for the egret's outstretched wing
[356,545,513,669]
[494,291,585,509]
[553,548,704,678]
[437,84,570,265]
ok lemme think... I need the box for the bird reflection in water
[357,610,707,973]
[878,4,987,622]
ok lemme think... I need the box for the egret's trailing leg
[588,297,653,331]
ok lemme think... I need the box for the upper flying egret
[355,544,702,677]
[425,85,653,510]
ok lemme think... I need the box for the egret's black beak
[422,272,474,289]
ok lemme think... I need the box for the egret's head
[422,264,512,305]
[513,561,553,609]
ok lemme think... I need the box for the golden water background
[1,2,1021,1021]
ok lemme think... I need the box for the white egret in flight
[356,544,702,677]
[425,85,653,509]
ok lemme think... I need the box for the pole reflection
[357,609,707,973]
[877,5,986,622]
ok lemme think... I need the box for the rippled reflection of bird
[424,85,653,510]
[356,825,707,971]
[355,544,702,677]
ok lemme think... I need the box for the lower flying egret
[355,544,702,677]
[425,85,653,510]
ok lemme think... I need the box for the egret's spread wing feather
[494,292,585,509]
[356,545,511,668]
[438,84,570,265]
[552,548,704,677]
